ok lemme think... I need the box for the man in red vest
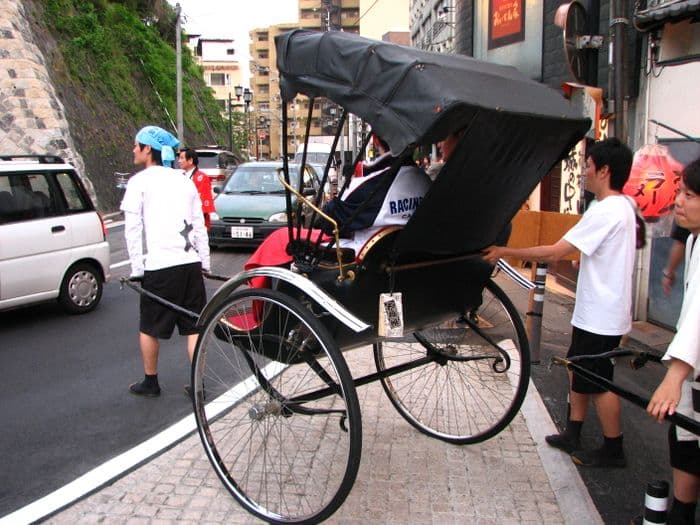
[179,148,215,230]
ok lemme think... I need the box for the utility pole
[175,3,184,145]
[228,93,233,152]
[609,0,628,142]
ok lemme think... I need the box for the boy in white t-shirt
[483,138,635,468]
[646,157,700,525]
[120,126,210,398]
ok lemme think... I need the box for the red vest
[190,169,215,214]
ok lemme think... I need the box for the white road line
[0,361,283,525]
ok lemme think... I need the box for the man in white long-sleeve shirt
[120,126,210,398]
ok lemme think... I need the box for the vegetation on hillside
[42,0,246,151]
[23,0,248,210]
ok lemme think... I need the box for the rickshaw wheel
[373,279,530,444]
[192,288,362,525]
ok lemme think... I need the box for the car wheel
[58,262,103,314]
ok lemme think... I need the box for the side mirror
[213,186,221,194]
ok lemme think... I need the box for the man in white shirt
[483,137,635,468]
[120,126,210,398]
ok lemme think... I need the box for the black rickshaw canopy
[275,29,592,255]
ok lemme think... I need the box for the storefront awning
[635,0,700,31]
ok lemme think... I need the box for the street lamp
[243,88,253,158]
[234,84,243,101]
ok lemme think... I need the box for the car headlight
[209,211,219,221]
[268,212,288,223]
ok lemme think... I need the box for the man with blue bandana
[120,126,210,398]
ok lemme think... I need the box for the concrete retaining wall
[0,0,96,203]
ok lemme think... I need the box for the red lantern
[622,144,683,219]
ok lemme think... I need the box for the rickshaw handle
[119,277,199,320]
[551,355,700,436]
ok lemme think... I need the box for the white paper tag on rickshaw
[378,293,404,338]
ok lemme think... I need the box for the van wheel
[59,262,103,314]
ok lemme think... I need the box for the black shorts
[567,327,621,394]
[668,424,700,476]
[140,262,206,339]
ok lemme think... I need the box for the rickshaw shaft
[120,278,198,320]
[554,357,700,436]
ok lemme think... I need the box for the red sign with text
[489,0,525,49]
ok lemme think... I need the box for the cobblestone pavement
[44,342,598,525]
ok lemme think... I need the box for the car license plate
[230,226,253,239]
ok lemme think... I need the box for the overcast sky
[167,0,299,84]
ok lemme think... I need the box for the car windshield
[222,165,300,194]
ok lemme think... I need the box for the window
[210,73,228,86]
[258,50,269,59]
[0,172,59,222]
[226,48,235,55]
[301,9,320,19]
[217,99,227,111]
[56,172,89,212]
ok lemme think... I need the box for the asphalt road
[0,222,251,517]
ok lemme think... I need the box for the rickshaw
[125,30,592,524]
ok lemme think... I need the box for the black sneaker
[571,447,626,468]
[545,433,581,453]
[129,380,160,398]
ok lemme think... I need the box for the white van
[0,155,110,313]
[294,143,338,192]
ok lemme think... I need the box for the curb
[521,379,605,525]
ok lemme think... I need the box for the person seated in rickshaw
[244,135,430,277]
[316,134,431,254]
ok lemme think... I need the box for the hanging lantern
[622,144,683,219]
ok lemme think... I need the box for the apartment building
[410,0,455,53]
[187,35,244,115]
[249,0,361,160]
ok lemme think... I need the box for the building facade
[410,0,456,53]
[630,1,700,326]
[249,0,362,160]
[415,0,700,324]
[187,36,244,116]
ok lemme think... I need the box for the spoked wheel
[374,279,530,444]
[192,288,362,525]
